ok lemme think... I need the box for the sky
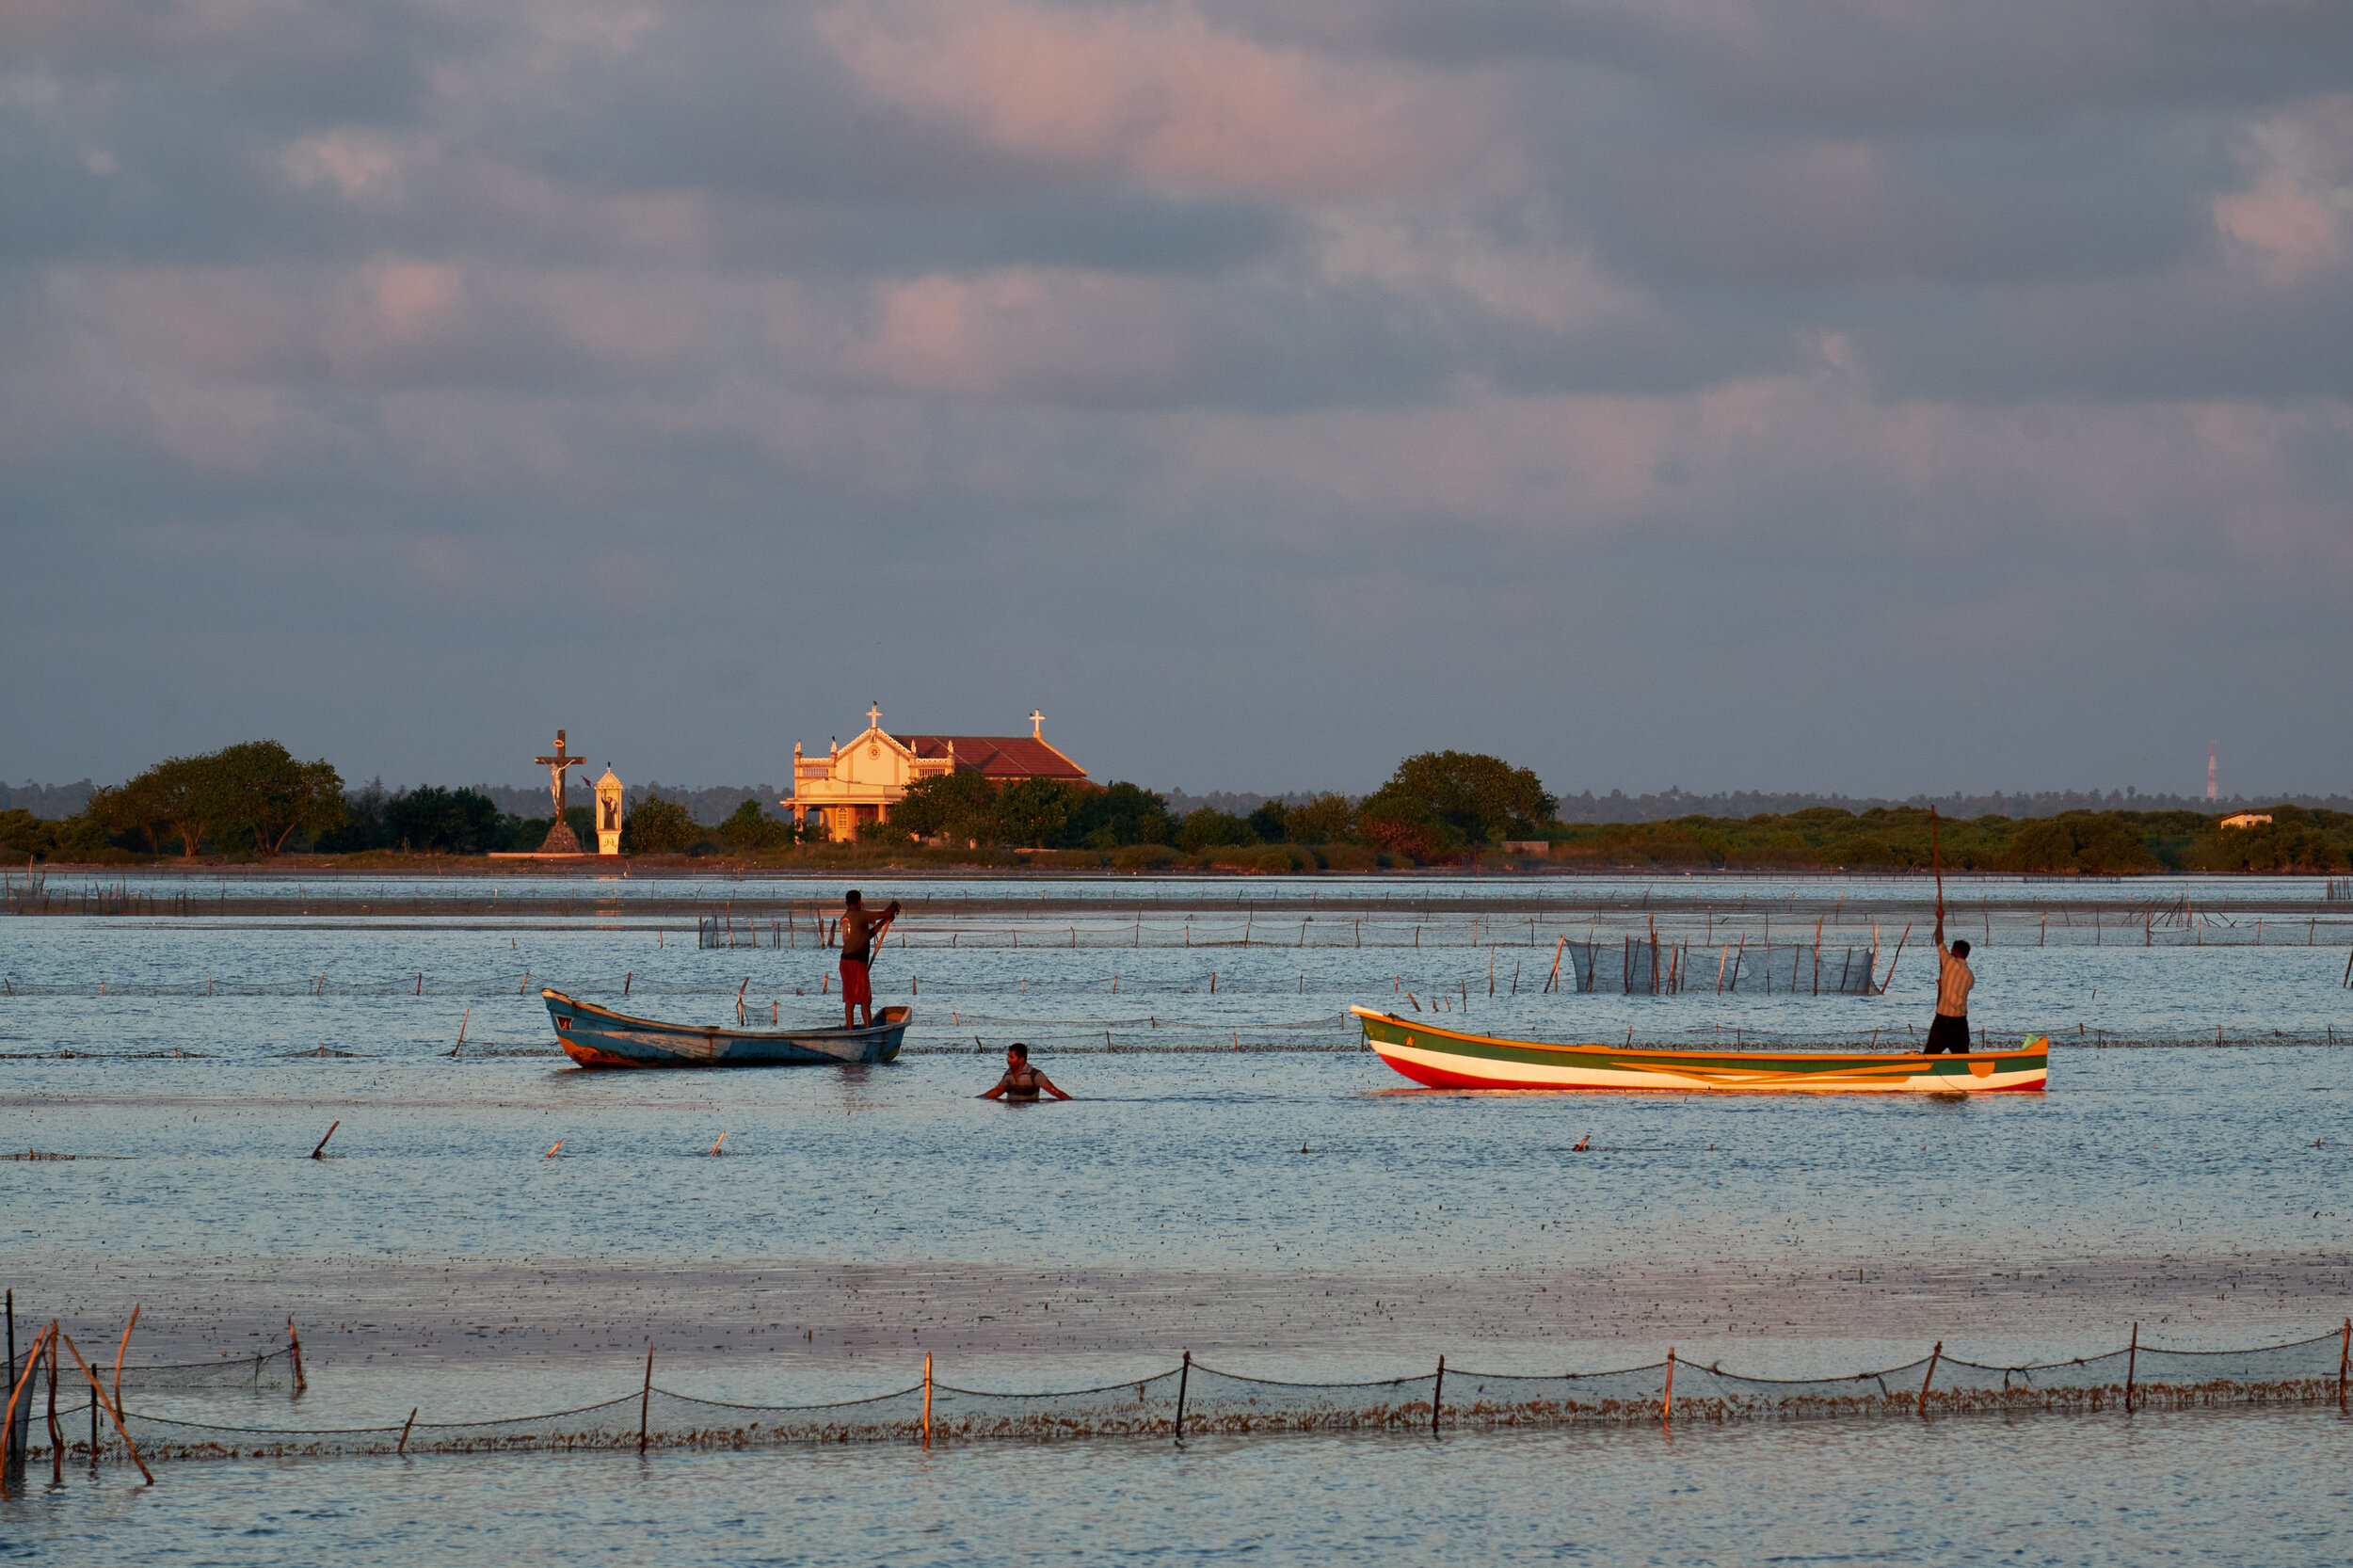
[5,0,2350,802]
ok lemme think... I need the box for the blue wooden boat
[542,988,913,1069]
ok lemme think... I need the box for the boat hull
[1352,1007,2046,1093]
[544,989,911,1068]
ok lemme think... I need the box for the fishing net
[7,1329,2345,1478]
[1563,940,1882,995]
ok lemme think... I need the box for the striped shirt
[1936,947,1974,1017]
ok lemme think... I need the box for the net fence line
[8,1328,2348,1475]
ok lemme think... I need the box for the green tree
[1247,801,1289,842]
[621,794,700,855]
[145,754,237,858]
[1282,792,1359,845]
[1062,782,1176,849]
[1367,751,1555,850]
[87,779,168,855]
[892,772,1002,844]
[998,776,1074,849]
[1175,807,1256,853]
[717,800,794,852]
[215,740,344,856]
[383,787,504,854]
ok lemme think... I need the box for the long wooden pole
[112,1304,138,1421]
[1175,1351,1191,1444]
[59,1333,152,1485]
[1918,1340,1942,1417]
[1930,808,1946,934]
[921,1353,933,1448]
[1432,1355,1444,1436]
[1661,1348,1673,1424]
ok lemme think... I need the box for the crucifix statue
[535,729,584,816]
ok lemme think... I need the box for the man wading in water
[838,888,901,1029]
[1927,926,1974,1054]
[980,1043,1070,1101]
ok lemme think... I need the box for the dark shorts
[1925,1014,1971,1055]
[840,958,872,1007]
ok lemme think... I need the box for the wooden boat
[543,988,913,1069]
[1352,1006,2047,1093]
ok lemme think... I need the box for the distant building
[787,707,1088,841]
[2217,811,2272,830]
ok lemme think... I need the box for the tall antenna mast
[2206,742,2217,802]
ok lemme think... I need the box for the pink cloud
[846,267,1189,398]
[816,0,1495,198]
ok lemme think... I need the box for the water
[4,873,2350,1560]
[5,1407,2348,1565]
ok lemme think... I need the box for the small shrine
[595,767,625,856]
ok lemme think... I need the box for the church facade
[786,707,1089,840]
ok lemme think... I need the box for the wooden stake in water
[1433,1355,1445,1436]
[2125,1322,2137,1413]
[922,1352,933,1449]
[310,1121,339,1160]
[398,1407,417,1454]
[1918,1340,1942,1417]
[58,1333,152,1484]
[639,1344,654,1454]
[1661,1348,1673,1425]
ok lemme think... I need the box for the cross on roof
[1029,709,1044,738]
[868,703,883,729]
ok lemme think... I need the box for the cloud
[1,0,2349,795]
[815,0,1497,199]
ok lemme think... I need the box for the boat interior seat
[874,1005,910,1026]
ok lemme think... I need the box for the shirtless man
[980,1043,1070,1101]
[838,888,901,1029]
[1926,922,1974,1055]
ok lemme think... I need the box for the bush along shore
[2,743,2345,872]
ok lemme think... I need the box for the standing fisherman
[1927,930,1974,1054]
[838,888,901,1030]
[1923,807,1973,1054]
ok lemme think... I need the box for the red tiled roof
[895,735,1088,780]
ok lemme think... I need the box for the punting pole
[1432,1356,1445,1436]
[639,1343,654,1455]
[1175,1352,1190,1445]
[1661,1349,1673,1425]
[1918,1341,1942,1417]
[1929,808,1945,933]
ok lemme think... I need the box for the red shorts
[839,958,872,1007]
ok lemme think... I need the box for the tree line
[1,741,2344,871]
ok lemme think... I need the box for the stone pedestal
[538,819,584,856]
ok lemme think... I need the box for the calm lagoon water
[4,1405,2348,1566]
[4,874,2350,1560]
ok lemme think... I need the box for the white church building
[786,707,1090,841]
